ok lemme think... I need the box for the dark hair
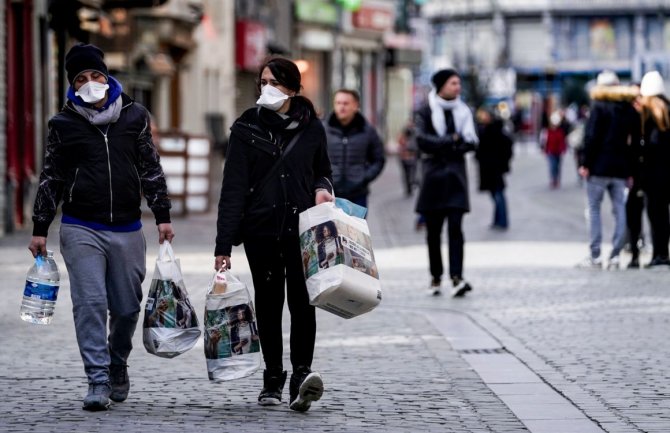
[334,88,360,103]
[315,221,338,243]
[257,55,316,116]
[257,56,301,93]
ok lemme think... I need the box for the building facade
[423,0,670,136]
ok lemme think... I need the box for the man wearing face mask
[324,89,385,209]
[28,43,174,411]
[215,56,333,412]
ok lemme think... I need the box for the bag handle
[158,241,176,262]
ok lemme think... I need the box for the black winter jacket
[323,112,385,200]
[581,86,639,178]
[32,94,171,237]
[476,119,513,192]
[414,104,476,213]
[215,107,333,257]
[640,97,670,195]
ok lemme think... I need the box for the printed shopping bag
[143,242,201,358]
[299,202,382,319]
[204,269,261,381]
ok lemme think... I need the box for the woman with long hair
[214,56,333,411]
[638,71,670,268]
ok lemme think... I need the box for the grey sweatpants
[59,223,146,384]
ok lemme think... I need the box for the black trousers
[424,208,465,281]
[244,236,316,371]
[645,191,670,258]
[626,185,645,257]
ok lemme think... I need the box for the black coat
[641,97,670,195]
[323,112,385,200]
[581,87,639,178]
[32,94,171,237]
[414,104,476,213]
[475,120,513,192]
[215,107,333,257]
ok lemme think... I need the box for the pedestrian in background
[28,43,174,411]
[414,68,478,297]
[542,111,567,189]
[577,70,638,270]
[475,107,514,230]
[397,120,419,197]
[214,56,332,411]
[324,89,385,209]
[637,71,670,268]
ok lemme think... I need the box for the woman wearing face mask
[214,56,333,412]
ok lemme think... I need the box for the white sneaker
[451,278,473,298]
[576,256,602,269]
[428,279,442,296]
[606,256,620,270]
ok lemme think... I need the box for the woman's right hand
[215,255,231,271]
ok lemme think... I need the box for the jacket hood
[590,85,639,102]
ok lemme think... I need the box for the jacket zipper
[251,132,277,147]
[95,124,113,222]
[68,168,79,203]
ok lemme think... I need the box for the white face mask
[75,81,109,104]
[256,85,290,111]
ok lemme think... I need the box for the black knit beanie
[431,68,459,91]
[65,44,108,84]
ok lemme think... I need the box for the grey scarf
[72,96,123,125]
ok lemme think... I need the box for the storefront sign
[295,0,338,25]
[352,5,394,32]
[236,20,266,71]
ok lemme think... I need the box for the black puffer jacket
[32,94,171,236]
[414,104,476,213]
[323,112,385,200]
[581,85,639,178]
[215,107,333,257]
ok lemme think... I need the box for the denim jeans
[490,188,508,228]
[547,154,562,185]
[586,176,627,259]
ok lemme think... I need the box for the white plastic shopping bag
[299,202,382,319]
[204,269,261,381]
[142,242,201,358]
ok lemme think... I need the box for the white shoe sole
[289,373,323,412]
[258,397,282,406]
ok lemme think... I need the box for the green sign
[296,1,338,25]
[337,0,362,12]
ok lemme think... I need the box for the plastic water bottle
[20,250,61,325]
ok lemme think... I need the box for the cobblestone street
[1,145,668,432]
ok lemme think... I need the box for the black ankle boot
[258,368,287,406]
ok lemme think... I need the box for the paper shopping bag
[299,202,382,318]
